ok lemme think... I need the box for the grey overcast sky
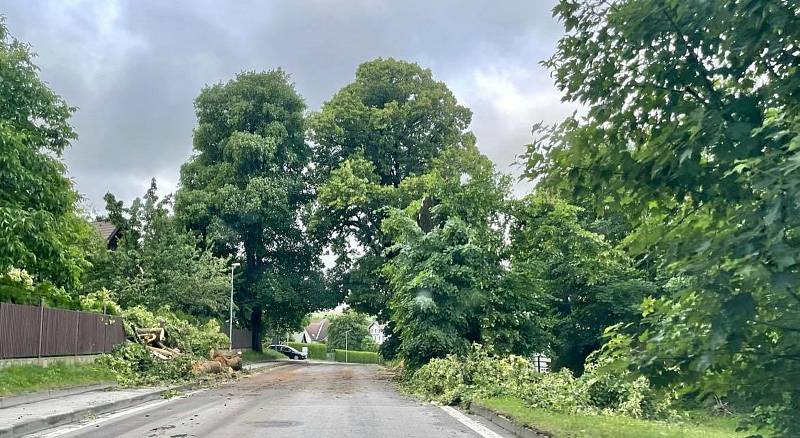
[3,1,576,212]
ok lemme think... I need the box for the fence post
[103,307,108,354]
[0,303,4,360]
[38,299,44,360]
[74,311,80,357]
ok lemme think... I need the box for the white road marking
[440,405,505,438]
[37,389,206,437]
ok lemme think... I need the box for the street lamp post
[344,329,352,363]
[229,263,240,351]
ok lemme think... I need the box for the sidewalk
[0,386,171,437]
[0,361,286,438]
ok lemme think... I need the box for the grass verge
[476,397,747,438]
[0,361,116,396]
[241,349,286,363]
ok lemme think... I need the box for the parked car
[269,344,307,360]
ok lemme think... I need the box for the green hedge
[286,342,327,360]
[334,349,382,364]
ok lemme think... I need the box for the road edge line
[38,388,209,437]
[467,403,548,438]
[440,405,506,438]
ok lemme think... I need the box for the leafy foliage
[96,342,195,387]
[176,71,335,349]
[523,1,800,435]
[382,147,518,368]
[0,267,75,308]
[508,195,656,373]
[82,180,230,316]
[406,346,673,420]
[309,57,473,186]
[385,216,499,367]
[119,305,228,357]
[0,19,92,289]
[78,288,122,315]
[309,59,474,321]
[96,304,229,386]
[326,311,374,352]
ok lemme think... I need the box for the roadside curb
[0,383,116,410]
[0,386,170,438]
[467,403,549,438]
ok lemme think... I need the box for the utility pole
[229,263,240,351]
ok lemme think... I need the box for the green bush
[334,349,382,364]
[404,345,674,420]
[286,342,327,360]
[120,306,228,356]
[95,306,230,387]
[326,312,372,352]
[242,349,285,362]
[465,346,540,400]
[405,347,541,405]
[404,355,466,404]
[0,267,75,308]
[79,288,122,315]
[96,342,194,387]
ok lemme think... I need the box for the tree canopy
[82,180,231,316]
[176,71,336,349]
[309,57,473,186]
[0,19,92,289]
[508,195,656,373]
[309,58,475,321]
[521,0,800,434]
[326,311,374,352]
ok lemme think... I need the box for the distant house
[531,354,551,373]
[90,220,122,250]
[299,318,330,344]
[368,321,386,345]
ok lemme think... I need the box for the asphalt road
[38,362,513,438]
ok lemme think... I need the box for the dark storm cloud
[2,1,574,210]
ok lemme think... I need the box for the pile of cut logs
[135,327,242,376]
[192,350,243,375]
[135,328,181,359]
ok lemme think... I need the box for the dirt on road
[38,362,512,438]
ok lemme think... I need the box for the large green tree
[326,311,374,352]
[508,195,656,374]
[176,71,335,350]
[525,1,800,434]
[82,180,230,316]
[0,19,92,288]
[309,58,474,319]
[381,147,550,367]
[309,58,473,186]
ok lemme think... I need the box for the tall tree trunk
[250,306,263,352]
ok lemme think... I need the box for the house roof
[90,220,120,244]
[305,319,330,342]
[369,321,386,331]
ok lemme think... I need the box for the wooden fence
[0,302,126,359]
[229,327,252,349]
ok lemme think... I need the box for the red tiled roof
[305,319,330,342]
